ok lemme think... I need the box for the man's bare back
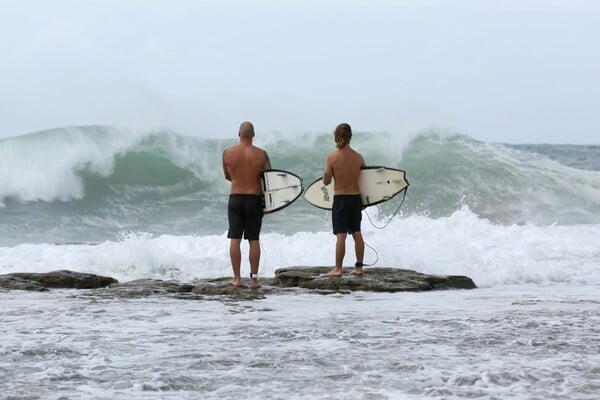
[222,121,271,289]
[323,146,366,194]
[323,122,366,278]
[222,144,271,195]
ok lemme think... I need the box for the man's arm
[263,150,272,171]
[222,150,231,181]
[323,154,333,185]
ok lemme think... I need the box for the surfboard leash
[360,188,408,267]
[364,188,408,230]
[362,240,379,267]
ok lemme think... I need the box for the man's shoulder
[249,145,269,157]
[349,147,364,159]
[223,145,238,155]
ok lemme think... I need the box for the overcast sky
[1,0,598,143]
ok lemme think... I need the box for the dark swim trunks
[332,194,362,234]
[227,194,264,240]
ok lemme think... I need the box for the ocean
[1,126,599,399]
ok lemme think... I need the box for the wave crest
[1,125,599,226]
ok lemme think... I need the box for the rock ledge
[274,266,476,292]
[1,267,476,297]
[0,270,118,292]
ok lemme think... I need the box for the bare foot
[325,268,343,277]
[351,267,363,276]
[229,278,241,287]
[250,278,261,289]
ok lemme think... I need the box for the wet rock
[0,275,49,292]
[0,267,476,296]
[274,267,477,292]
[0,270,117,291]
[107,277,279,300]
[108,279,196,297]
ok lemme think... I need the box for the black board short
[332,194,362,234]
[227,194,263,240]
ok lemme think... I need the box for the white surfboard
[262,169,303,213]
[303,166,409,210]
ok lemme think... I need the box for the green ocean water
[1,126,599,246]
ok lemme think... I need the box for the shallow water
[1,284,598,399]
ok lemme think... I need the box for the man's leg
[327,233,347,276]
[229,238,242,287]
[248,240,261,289]
[351,231,365,276]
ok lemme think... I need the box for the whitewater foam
[1,208,598,287]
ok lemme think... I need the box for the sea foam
[1,207,598,287]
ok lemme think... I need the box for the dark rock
[0,270,117,291]
[0,267,476,297]
[0,275,49,292]
[107,277,278,300]
[274,267,477,292]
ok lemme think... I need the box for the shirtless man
[222,121,271,288]
[323,123,366,277]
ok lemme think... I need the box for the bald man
[222,121,271,288]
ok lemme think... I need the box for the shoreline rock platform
[0,267,476,298]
